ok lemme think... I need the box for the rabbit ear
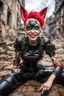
[20,5,28,21]
[39,7,48,20]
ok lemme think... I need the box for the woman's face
[25,19,42,42]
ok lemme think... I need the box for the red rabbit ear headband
[20,5,48,27]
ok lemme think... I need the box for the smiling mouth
[29,34,37,38]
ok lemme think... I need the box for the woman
[0,5,64,96]
[13,5,64,95]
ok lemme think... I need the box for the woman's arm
[51,57,63,70]
[13,51,20,69]
[13,34,23,69]
[39,38,64,94]
[39,56,63,94]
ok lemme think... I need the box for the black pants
[0,63,64,96]
[0,64,50,96]
[19,63,46,82]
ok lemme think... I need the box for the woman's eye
[34,26,40,30]
[26,26,31,30]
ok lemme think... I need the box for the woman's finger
[38,85,44,91]
[42,87,46,94]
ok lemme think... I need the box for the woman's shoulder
[40,36,50,45]
[15,34,27,43]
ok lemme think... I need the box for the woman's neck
[29,39,38,46]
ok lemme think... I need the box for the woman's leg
[0,72,26,96]
[34,64,52,82]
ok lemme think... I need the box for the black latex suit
[14,35,61,81]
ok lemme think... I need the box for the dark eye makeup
[34,25,40,30]
[26,25,31,30]
[26,25,40,30]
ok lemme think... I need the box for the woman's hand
[39,74,56,94]
[38,80,52,94]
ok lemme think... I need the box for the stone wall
[0,21,17,79]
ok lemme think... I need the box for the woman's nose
[31,29,35,33]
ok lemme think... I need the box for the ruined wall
[0,0,25,80]
[0,21,17,79]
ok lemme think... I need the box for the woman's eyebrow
[35,24,40,26]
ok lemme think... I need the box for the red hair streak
[20,5,48,27]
